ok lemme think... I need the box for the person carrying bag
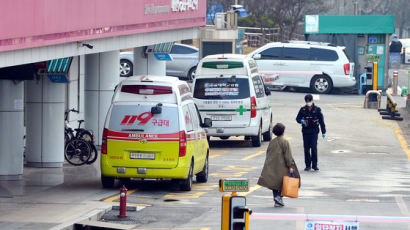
[257,123,301,207]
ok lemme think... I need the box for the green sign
[219,178,249,192]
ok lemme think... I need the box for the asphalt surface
[97,89,410,230]
[1,75,410,230]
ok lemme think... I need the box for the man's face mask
[306,102,313,107]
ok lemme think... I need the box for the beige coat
[257,136,300,191]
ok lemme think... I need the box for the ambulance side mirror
[202,118,212,128]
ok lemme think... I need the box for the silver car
[120,43,199,80]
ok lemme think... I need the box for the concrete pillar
[133,47,166,76]
[0,80,24,180]
[148,53,166,76]
[26,75,65,167]
[133,47,148,75]
[85,51,119,145]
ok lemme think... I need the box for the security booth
[305,15,395,94]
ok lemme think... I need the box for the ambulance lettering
[120,112,153,126]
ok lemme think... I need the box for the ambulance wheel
[180,161,193,191]
[263,117,273,141]
[196,154,208,183]
[252,125,262,147]
[101,175,115,188]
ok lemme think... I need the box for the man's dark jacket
[296,104,326,135]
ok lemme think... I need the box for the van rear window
[193,78,250,100]
[109,105,179,133]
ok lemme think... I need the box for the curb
[49,204,112,230]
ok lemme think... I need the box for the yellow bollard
[373,62,378,91]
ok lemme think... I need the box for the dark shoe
[274,202,282,207]
[274,196,284,206]
[313,167,319,171]
[304,167,311,171]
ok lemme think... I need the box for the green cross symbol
[236,105,247,115]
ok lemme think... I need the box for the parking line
[241,151,265,161]
[370,118,410,161]
[238,185,261,196]
[103,188,138,203]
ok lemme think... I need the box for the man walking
[296,94,326,171]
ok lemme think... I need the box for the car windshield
[193,77,250,100]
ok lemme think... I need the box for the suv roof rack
[285,40,336,47]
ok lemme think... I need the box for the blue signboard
[154,53,172,61]
[369,36,377,44]
[48,74,69,83]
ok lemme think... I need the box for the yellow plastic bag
[281,175,299,198]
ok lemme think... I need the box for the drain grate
[163,199,179,202]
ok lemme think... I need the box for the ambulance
[101,75,211,191]
[192,54,273,147]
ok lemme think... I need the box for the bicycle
[64,109,98,165]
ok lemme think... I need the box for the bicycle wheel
[86,143,98,164]
[77,130,94,142]
[64,139,91,166]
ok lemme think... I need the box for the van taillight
[251,96,257,118]
[102,128,108,154]
[179,131,187,157]
[344,63,350,75]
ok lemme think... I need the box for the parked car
[101,75,212,191]
[120,44,199,80]
[192,54,273,147]
[248,41,356,94]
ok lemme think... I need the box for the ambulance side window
[183,105,194,132]
[252,76,265,98]
[188,103,200,130]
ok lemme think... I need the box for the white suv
[248,41,356,94]
[192,54,273,147]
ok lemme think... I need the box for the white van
[248,41,356,94]
[192,54,273,147]
[101,75,211,191]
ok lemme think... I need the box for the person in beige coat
[257,123,300,207]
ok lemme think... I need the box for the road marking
[241,150,265,161]
[238,185,261,196]
[192,183,219,191]
[251,212,410,223]
[164,192,207,199]
[395,196,410,230]
[370,118,410,161]
[209,150,229,159]
[103,188,138,203]
[128,195,152,198]
[132,228,210,230]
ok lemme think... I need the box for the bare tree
[274,0,328,41]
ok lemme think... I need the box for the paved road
[98,90,410,230]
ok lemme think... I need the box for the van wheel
[219,136,229,140]
[252,125,262,147]
[101,175,115,188]
[196,154,208,183]
[180,162,193,191]
[263,117,273,141]
[310,75,333,94]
